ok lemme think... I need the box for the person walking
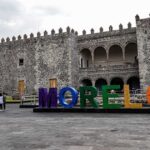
[0,93,4,111]
[3,93,6,110]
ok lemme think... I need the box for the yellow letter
[124,85,142,108]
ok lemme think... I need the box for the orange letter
[146,86,150,104]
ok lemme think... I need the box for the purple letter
[39,88,57,108]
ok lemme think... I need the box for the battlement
[135,14,150,28]
[78,23,136,41]
[0,27,78,45]
[0,22,138,46]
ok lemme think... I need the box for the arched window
[109,45,123,62]
[95,78,107,91]
[110,77,124,90]
[125,43,138,63]
[127,76,140,90]
[94,47,107,64]
[80,79,92,86]
[80,49,92,68]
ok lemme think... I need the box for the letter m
[39,88,57,108]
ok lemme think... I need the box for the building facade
[0,15,150,95]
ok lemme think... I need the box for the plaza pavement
[0,104,150,150]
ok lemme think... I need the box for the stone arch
[127,76,140,90]
[125,42,138,63]
[110,77,124,90]
[79,47,91,52]
[109,45,123,62]
[95,78,107,91]
[80,78,92,86]
[93,45,107,52]
[124,40,137,47]
[108,43,123,51]
[80,48,92,68]
[94,46,107,64]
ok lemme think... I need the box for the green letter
[80,86,99,108]
[102,85,122,109]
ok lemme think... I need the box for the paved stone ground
[0,104,150,150]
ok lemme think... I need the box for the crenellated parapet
[44,30,48,37]
[100,27,103,33]
[18,35,22,40]
[0,20,137,46]
[66,26,70,34]
[82,30,86,35]
[91,28,94,34]
[109,25,113,32]
[75,31,78,35]
[12,36,16,41]
[6,37,10,42]
[71,29,74,34]
[119,24,123,31]
[0,27,78,45]
[51,29,55,36]
[78,22,136,41]
[0,20,139,46]
[128,22,132,29]
[1,38,5,43]
[24,34,28,40]
[30,33,34,38]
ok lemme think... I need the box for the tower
[136,15,150,91]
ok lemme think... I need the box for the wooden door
[18,80,25,95]
[49,79,57,88]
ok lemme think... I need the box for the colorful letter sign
[80,86,99,108]
[102,85,122,109]
[124,85,142,108]
[59,87,78,108]
[38,85,150,109]
[146,86,150,104]
[39,88,57,108]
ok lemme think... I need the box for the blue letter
[59,87,78,108]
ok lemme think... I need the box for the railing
[97,89,147,104]
[80,64,138,71]
[79,64,138,75]
[130,89,147,103]
[20,95,38,105]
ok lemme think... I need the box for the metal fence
[20,95,38,105]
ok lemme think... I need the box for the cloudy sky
[0,0,150,39]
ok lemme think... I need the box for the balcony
[79,63,139,76]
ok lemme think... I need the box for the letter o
[59,87,78,108]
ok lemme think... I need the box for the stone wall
[0,30,78,95]
[0,37,36,95]
[1,15,150,95]
[136,16,150,91]
[34,32,78,91]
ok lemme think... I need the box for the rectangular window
[81,58,83,68]
[19,58,24,66]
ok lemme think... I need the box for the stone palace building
[0,14,150,95]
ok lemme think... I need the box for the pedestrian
[3,93,6,110]
[0,93,4,110]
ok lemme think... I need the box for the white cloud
[0,0,150,38]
